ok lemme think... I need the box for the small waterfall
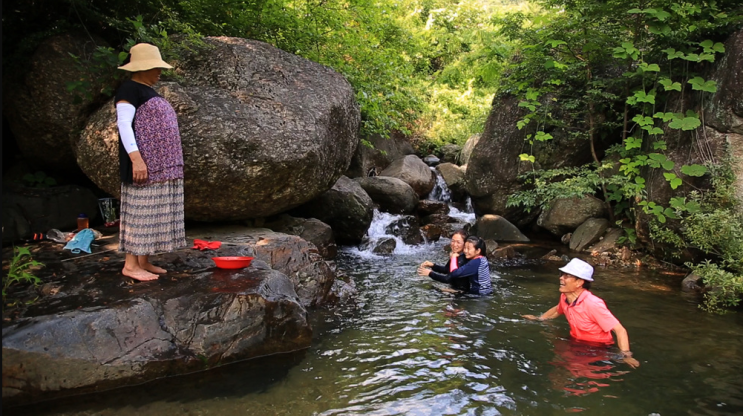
[348,169,475,257]
[426,167,452,202]
[348,210,433,257]
[428,168,476,224]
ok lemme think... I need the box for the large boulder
[3,32,112,174]
[473,214,530,242]
[436,163,467,202]
[2,183,100,243]
[537,196,607,237]
[76,37,360,221]
[379,155,436,197]
[2,267,310,407]
[291,176,374,245]
[464,94,597,225]
[354,176,419,214]
[345,131,415,178]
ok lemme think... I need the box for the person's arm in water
[522,305,560,321]
[612,323,640,368]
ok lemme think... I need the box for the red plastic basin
[212,256,253,269]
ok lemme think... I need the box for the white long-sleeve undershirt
[116,102,139,154]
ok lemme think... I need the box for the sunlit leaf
[668,117,701,131]
[681,164,707,177]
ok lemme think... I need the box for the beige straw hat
[117,43,173,72]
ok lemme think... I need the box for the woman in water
[419,230,468,292]
[418,236,493,295]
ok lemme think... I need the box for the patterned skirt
[119,179,186,255]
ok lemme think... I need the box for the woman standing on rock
[115,43,186,282]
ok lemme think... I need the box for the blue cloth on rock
[64,228,96,254]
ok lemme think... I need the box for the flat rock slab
[2,225,335,407]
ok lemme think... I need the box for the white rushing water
[344,209,436,258]
[426,166,452,203]
[349,168,475,257]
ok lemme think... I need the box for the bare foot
[139,262,167,274]
[122,267,159,282]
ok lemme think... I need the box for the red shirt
[557,290,619,345]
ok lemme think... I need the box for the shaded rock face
[570,218,610,251]
[3,32,111,173]
[292,175,374,245]
[2,264,310,407]
[2,183,100,243]
[345,131,415,178]
[436,163,467,202]
[417,200,450,217]
[421,224,444,241]
[439,144,461,164]
[386,215,423,245]
[354,176,419,214]
[588,228,623,254]
[537,196,606,237]
[77,37,360,221]
[700,28,743,206]
[264,214,337,260]
[473,214,530,242]
[464,95,595,224]
[380,155,436,197]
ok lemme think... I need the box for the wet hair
[451,230,468,240]
[465,236,486,257]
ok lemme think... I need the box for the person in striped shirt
[418,236,493,295]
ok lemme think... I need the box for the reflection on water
[8,243,743,416]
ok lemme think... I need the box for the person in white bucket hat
[523,258,640,368]
[114,43,186,282]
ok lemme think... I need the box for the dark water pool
[9,243,743,415]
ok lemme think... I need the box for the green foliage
[3,247,44,300]
[21,171,57,188]
[647,162,743,312]
[693,262,743,314]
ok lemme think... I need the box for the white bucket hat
[559,258,594,281]
[118,43,173,72]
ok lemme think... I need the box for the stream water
[8,174,743,416]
